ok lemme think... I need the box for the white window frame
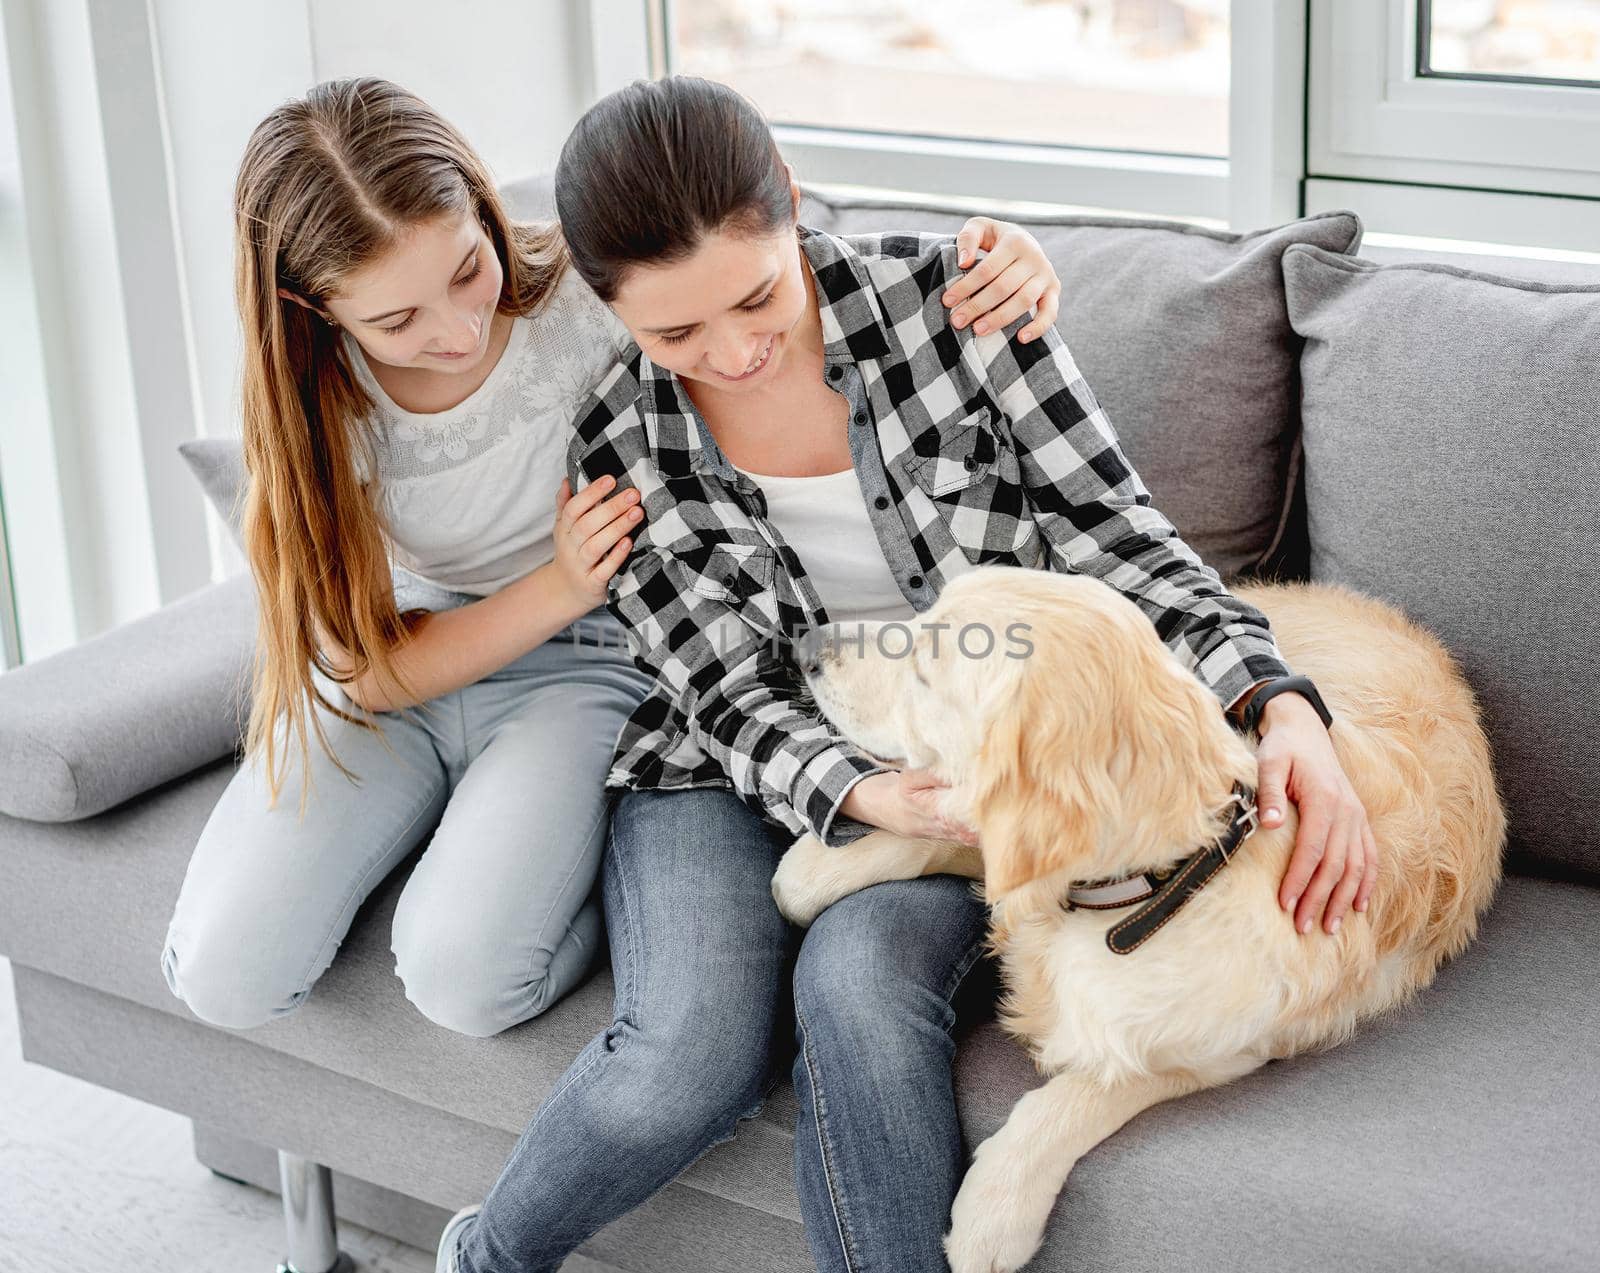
[84,0,210,603]
[600,1,1600,251]
[0,474,18,669]
[1,0,82,662]
[0,0,214,657]
[599,0,1308,231]
[1308,0,1600,251]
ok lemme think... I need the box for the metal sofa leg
[274,1151,355,1273]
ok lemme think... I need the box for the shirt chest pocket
[685,541,783,638]
[905,407,1001,497]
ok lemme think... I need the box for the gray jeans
[161,591,652,1038]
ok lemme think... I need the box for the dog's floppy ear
[964,576,1252,898]
[971,704,1104,899]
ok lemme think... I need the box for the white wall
[309,0,584,183]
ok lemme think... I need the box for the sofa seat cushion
[1285,245,1600,881]
[2,763,1597,1269]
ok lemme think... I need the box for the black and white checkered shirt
[567,225,1290,847]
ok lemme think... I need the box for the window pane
[1423,0,1600,86]
[666,0,1230,157]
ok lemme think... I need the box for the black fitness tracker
[1239,674,1334,736]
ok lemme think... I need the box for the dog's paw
[770,836,836,927]
[943,1149,1052,1273]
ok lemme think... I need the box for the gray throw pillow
[176,435,466,615]
[797,190,1363,581]
[0,574,255,822]
[178,435,248,551]
[1284,244,1600,880]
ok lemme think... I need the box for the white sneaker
[435,1203,482,1273]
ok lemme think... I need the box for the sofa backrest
[415,175,1600,882]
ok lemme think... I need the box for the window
[666,0,1232,158]
[1420,0,1600,87]
[630,0,1270,222]
[0,10,66,664]
[1309,0,1600,251]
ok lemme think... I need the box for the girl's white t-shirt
[727,462,917,627]
[346,265,633,599]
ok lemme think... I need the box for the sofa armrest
[0,574,255,822]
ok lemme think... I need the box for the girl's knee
[396,970,536,1039]
[390,923,555,1039]
[160,931,310,1030]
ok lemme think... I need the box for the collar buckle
[1087,782,1261,955]
[1224,790,1260,857]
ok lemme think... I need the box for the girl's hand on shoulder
[944,217,1063,345]
[551,474,644,609]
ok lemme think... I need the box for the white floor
[0,955,434,1273]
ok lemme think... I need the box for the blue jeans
[456,786,994,1273]
[161,600,652,1037]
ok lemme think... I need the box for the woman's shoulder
[808,225,966,327]
[805,227,988,370]
[816,224,959,279]
[568,345,650,459]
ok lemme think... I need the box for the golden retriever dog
[771,566,1505,1273]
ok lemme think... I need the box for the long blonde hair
[234,76,567,811]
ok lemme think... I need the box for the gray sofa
[3,179,1597,1273]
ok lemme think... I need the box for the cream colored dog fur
[771,566,1505,1273]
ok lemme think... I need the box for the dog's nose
[796,627,826,675]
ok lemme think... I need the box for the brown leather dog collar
[1065,786,1260,955]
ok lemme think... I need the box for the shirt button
[854,410,868,426]
[722,574,737,589]
[963,454,978,471]
[828,365,843,382]
[909,574,924,589]
[873,495,889,510]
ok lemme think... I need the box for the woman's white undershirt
[728,462,918,627]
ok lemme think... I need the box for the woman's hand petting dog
[839,699,1378,942]
[840,766,981,845]
[774,767,983,928]
[1255,692,1380,936]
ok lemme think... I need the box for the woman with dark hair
[437,77,1376,1272]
